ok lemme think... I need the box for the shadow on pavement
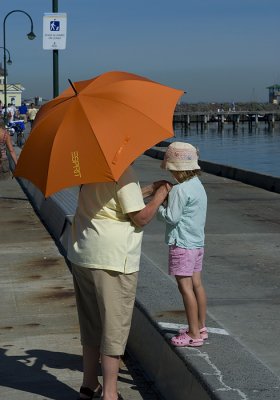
[0,347,82,399]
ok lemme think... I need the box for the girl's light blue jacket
[157,177,207,249]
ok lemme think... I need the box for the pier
[174,110,280,129]
[4,151,280,400]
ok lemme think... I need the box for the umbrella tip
[68,79,78,95]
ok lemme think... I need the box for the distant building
[0,63,24,106]
[267,84,280,104]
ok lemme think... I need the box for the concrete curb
[16,163,280,400]
[146,144,280,194]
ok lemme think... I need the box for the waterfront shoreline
[146,144,280,194]
[169,121,280,178]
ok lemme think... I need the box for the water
[172,122,280,177]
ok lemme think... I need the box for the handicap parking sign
[50,20,60,31]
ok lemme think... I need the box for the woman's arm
[6,133,17,165]
[129,184,170,227]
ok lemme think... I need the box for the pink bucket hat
[161,142,200,171]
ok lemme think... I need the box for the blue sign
[50,20,60,31]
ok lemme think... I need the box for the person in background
[1,105,6,117]
[67,164,171,400]
[27,103,38,129]
[18,102,28,123]
[0,119,17,179]
[158,142,208,347]
[11,103,17,117]
[6,103,15,123]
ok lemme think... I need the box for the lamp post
[0,46,12,65]
[3,10,36,121]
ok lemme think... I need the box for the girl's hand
[164,182,173,192]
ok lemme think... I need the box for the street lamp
[0,46,12,65]
[3,10,36,120]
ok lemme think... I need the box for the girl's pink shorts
[168,245,204,276]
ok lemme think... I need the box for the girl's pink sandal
[170,332,203,347]
[179,326,208,340]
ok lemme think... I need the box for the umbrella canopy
[14,71,184,197]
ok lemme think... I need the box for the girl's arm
[157,185,186,225]
[6,133,17,165]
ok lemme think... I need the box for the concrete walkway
[1,144,280,399]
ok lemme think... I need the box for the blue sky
[1,0,280,103]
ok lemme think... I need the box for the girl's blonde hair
[171,169,201,183]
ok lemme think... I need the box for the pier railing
[174,110,280,127]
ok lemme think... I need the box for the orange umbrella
[14,71,184,197]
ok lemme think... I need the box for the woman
[67,164,170,400]
[0,119,17,179]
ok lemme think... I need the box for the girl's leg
[176,276,200,339]
[192,271,207,329]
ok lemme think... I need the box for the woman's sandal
[178,326,208,340]
[171,332,203,347]
[79,384,103,399]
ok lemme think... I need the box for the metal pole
[52,0,59,98]
[0,47,11,119]
[3,20,7,121]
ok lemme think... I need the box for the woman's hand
[142,180,173,199]
[153,180,173,192]
[153,183,171,204]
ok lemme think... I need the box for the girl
[158,142,208,347]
